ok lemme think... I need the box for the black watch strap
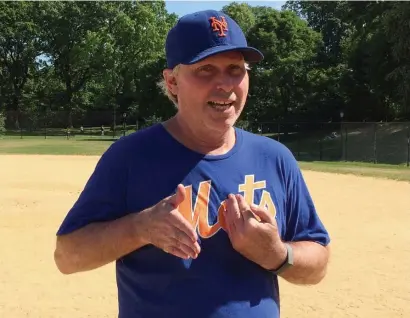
[270,243,294,275]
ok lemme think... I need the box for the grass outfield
[1,135,409,181]
[299,161,410,182]
[0,135,114,155]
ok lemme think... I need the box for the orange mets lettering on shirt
[178,175,277,239]
[178,181,224,238]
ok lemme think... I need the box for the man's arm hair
[54,213,146,274]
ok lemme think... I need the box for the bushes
[0,112,6,136]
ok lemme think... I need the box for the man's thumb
[169,184,186,208]
[250,204,274,224]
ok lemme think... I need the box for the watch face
[286,244,294,265]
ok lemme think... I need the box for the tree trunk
[12,96,21,130]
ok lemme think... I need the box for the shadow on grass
[265,122,410,166]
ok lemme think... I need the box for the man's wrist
[263,242,288,272]
[128,211,150,248]
[269,242,288,271]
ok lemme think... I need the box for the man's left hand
[223,194,287,271]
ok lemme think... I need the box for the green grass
[0,135,115,156]
[299,161,410,182]
[1,134,409,182]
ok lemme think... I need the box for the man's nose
[215,73,235,93]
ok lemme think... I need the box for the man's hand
[54,184,200,275]
[137,184,201,260]
[223,193,287,270]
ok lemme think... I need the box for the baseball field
[1,137,410,318]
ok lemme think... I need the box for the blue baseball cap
[165,10,264,69]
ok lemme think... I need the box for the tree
[245,8,323,123]
[2,0,410,132]
[221,2,256,33]
[283,1,352,66]
[94,1,178,127]
[0,1,43,128]
[383,2,410,117]
[39,1,109,127]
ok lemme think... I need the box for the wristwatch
[270,243,294,275]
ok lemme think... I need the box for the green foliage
[1,0,410,132]
[222,2,256,32]
[0,112,5,135]
[0,1,43,129]
[383,2,410,116]
[142,114,163,129]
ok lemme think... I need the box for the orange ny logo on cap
[209,16,228,37]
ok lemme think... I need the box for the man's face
[164,51,249,133]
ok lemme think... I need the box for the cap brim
[184,45,264,65]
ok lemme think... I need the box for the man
[54,10,330,318]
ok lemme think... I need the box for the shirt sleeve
[282,150,330,246]
[56,139,129,236]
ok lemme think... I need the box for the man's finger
[226,194,241,219]
[250,204,274,224]
[168,184,186,208]
[173,227,201,256]
[163,245,190,260]
[170,234,200,259]
[225,194,241,232]
[170,210,198,242]
[235,194,255,223]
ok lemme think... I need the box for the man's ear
[163,69,178,95]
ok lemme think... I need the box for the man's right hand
[136,184,201,260]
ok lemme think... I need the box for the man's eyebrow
[194,64,215,70]
[192,62,246,71]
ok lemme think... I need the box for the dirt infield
[1,154,409,318]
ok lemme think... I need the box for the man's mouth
[207,100,234,111]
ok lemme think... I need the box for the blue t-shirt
[57,123,330,318]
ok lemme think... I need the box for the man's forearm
[54,213,147,274]
[273,241,330,285]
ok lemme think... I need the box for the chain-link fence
[1,111,409,166]
[255,121,410,166]
[1,110,159,139]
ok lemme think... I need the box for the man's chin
[205,118,238,133]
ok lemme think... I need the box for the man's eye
[197,66,214,74]
[230,66,245,75]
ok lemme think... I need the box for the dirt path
[1,155,409,318]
